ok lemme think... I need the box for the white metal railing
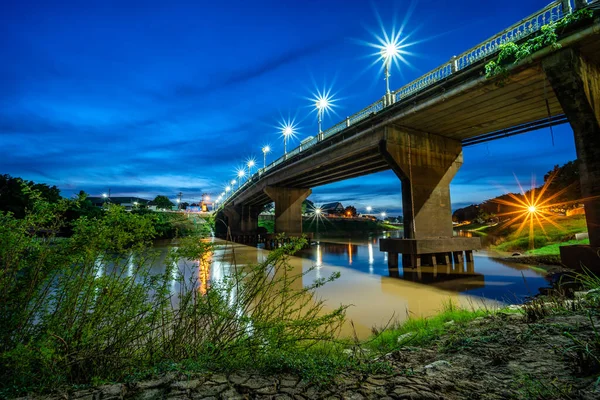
[220,0,594,208]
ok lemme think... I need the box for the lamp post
[314,207,322,243]
[379,40,400,105]
[262,145,270,169]
[282,126,293,157]
[366,206,372,214]
[313,92,334,141]
[237,170,245,187]
[247,159,255,178]
[315,98,329,137]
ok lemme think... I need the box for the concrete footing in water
[380,237,482,268]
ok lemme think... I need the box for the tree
[152,195,174,210]
[0,174,61,219]
[344,205,357,217]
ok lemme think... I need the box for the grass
[453,222,493,232]
[364,301,492,354]
[524,239,590,256]
[490,214,587,254]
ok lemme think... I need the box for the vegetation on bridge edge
[485,8,594,83]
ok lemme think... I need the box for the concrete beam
[264,187,311,237]
[381,126,463,239]
[544,49,600,248]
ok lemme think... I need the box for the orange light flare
[490,170,597,250]
[198,251,212,296]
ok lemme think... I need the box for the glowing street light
[237,169,246,187]
[366,206,372,213]
[314,207,323,242]
[262,145,271,169]
[102,193,108,198]
[380,43,399,96]
[312,91,335,140]
[380,212,387,219]
[247,159,255,178]
[282,124,294,156]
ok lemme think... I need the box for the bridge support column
[264,187,312,237]
[544,48,600,269]
[379,126,481,267]
[240,205,261,235]
[221,206,242,239]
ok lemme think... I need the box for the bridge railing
[220,0,594,208]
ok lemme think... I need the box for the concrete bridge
[216,0,600,269]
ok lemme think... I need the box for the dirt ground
[29,308,600,400]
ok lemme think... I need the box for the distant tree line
[453,160,582,223]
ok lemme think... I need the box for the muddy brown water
[149,230,550,339]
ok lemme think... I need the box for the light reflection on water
[203,232,550,338]
[146,232,550,339]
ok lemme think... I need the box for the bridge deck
[223,11,600,209]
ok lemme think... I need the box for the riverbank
[456,214,589,267]
[25,289,600,400]
[259,218,401,234]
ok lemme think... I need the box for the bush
[0,201,346,396]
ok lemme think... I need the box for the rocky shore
[21,305,600,400]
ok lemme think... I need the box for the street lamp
[314,207,322,243]
[380,212,386,220]
[282,125,294,156]
[312,91,334,140]
[237,169,245,186]
[247,159,255,178]
[366,206,372,213]
[262,145,271,169]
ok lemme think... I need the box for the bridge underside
[218,22,600,268]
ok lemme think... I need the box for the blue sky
[0,0,578,215]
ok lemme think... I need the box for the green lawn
[490,214,588,254]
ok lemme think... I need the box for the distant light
[238,169,246,178]
[221,192,225,197]
[366,206,372,212]
[381,212,386,218]
[133,202,138,205]
[176,199,180,203]
[102,193,108,198]
[231,179,236,185]
[247,160,255,168]
[528,205,537,213]
[225,186,231,192]
[262,145,271,154]
[205,195,210,201]
[315,207,322,215]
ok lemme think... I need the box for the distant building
[321,202,344,215]
[88,196,150,211]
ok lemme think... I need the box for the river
[174,230,550,339]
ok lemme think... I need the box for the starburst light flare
[491,170,595,250]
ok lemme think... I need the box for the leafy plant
[485,9,594,82]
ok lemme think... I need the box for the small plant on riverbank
[365,301,491,354]
[0,198,347,397]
